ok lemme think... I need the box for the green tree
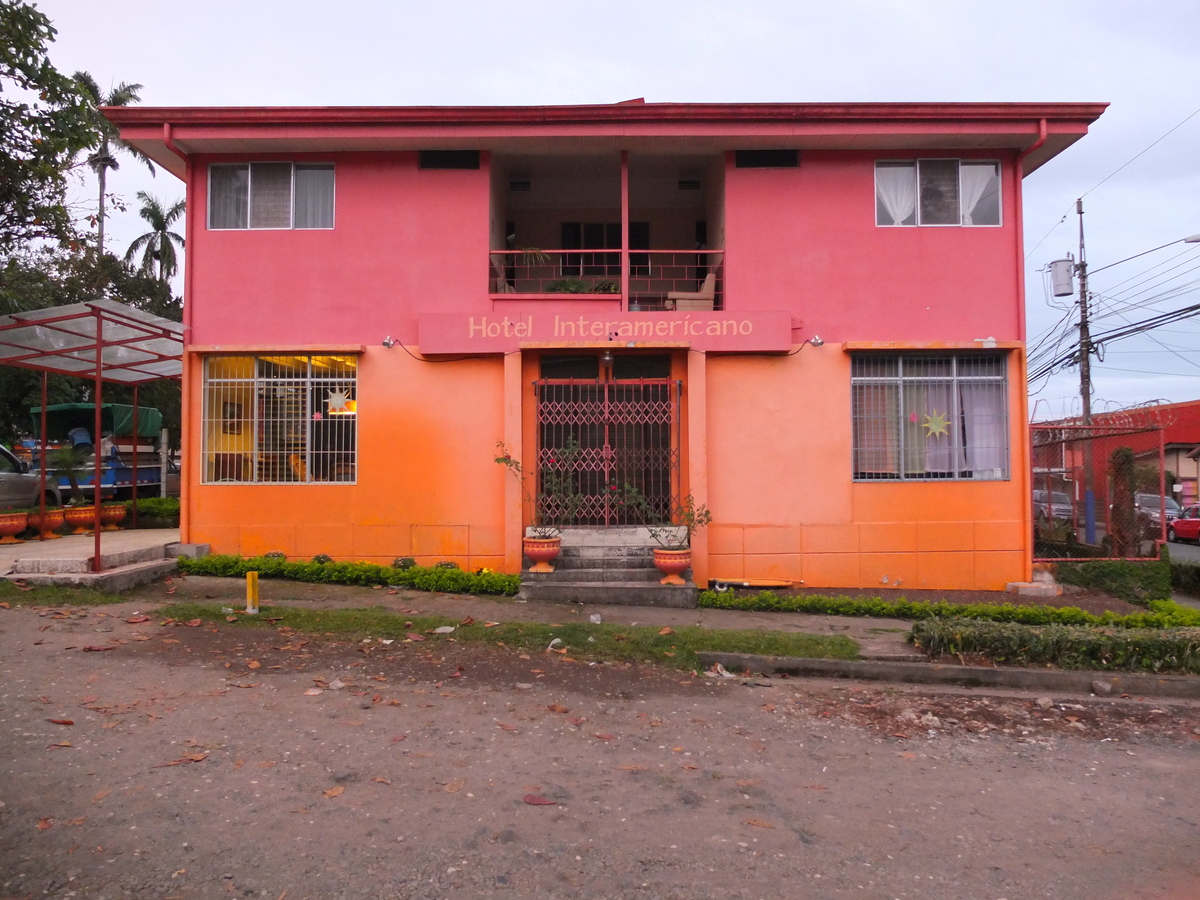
[124,191,184,282]
[0,1,92,257]
[73,71,154,256]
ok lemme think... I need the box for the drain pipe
[711,578,798,591]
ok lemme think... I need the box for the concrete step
[523,566,664,584]
[7,558,179,591]
[11,543,167,575]
[518,580,697,608]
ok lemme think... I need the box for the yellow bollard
[246,571,259,614]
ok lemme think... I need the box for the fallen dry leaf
[658,626,674,635]
[497,723,518,732]
[484,622,500,628]
[405,633,425,642]
[803,784,828,790]
[523,794,556,806]
[184,618,201,626]
[63,816,87,826]
[247,660,261,669]
[547,704,570,714]
[0,600,9,608]
[745,818,775,829]
[736,779,760,787]
[234,759,245,769]
[124,615,151,624]
[81,646,113,652]
[46,718,74,726]
[443,779,466,793]
[567,717,585,727]
[304,688,323,696]
[460,616,475,626]
[617,765,648,771]
[372,777,391,785]
[592,733,616,741]
[36,817,53,831]
[92,789,110,804]
[323,786,344,799]
[153,752,208,768]
[390,734,407,743]
[257,761,277,768]
[46,741,72,749]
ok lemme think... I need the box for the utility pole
[1076,199,1097,543]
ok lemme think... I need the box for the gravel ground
[1,599,1199,900]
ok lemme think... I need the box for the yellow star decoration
[326,388,351,413]
[923,410,950,439]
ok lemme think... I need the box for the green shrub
[1054,556,1171,604]
[177,554,520,596]
[1172,560,1200,598]
[698,589,1200,629]
[312,554,333,564]
[910,618,1200,674]
[123,497,181,518]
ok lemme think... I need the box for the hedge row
[177,554,521,596]
[1053,557,1171,603]
[910,618,1200,674]
[698,589,1200,629]
[1172,561,1200,599]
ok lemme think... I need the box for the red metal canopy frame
[0,299,183,572]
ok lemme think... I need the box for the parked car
[0,444,61,509]
[1134,492,1182,538]
[1032,489,1073,522]
[1168,504,1200,543]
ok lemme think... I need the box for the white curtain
[960,382,1006,476]
[294,165,335,229]
[876,165,916,226]
[959,164,994,226]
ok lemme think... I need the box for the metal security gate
[535,379,680,527]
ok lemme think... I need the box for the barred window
[202,355,357,484]
[851,354,1008,481]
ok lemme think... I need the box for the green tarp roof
[31,404,163,441]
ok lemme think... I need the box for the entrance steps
[2,530,207,592]
[518,527,697,608]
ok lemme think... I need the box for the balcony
[489,249,724,311]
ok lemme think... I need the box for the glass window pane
[295,165,334,228]
[875,162,917,226]
[208,165,248,229]
[852,383,899,478]
[960,162,1000,226]
[249,163,293,228]
[918,159,960,225]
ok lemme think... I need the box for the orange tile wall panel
[973,551,1026,590]
[743,526,802,555]
[801,525,860,554]
[915,552,976,590]
[858,523,918,554]
[858,552,918,589]
[800,554,860,589]
[917,522,975,553]
[743,553,801,582]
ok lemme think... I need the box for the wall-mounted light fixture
[382,336,396,348]
[601,350,615,367]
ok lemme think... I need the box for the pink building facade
[110,101,1105,590]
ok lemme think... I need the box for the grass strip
[699,589,1200,629]
[911,618,1200,674]
[0,579,128,607]
[156,601,860,672]
[178,554,520,596]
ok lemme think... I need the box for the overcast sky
[33,0,1200,420]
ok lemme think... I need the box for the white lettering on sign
[464,314,755,341]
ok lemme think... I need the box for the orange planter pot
[63,506,97,535]
[652,548,692,585]
[100,504,127,531]
[523,536,562,573]
[26,508,64,539]
[0,511,27,544]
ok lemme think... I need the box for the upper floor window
[208,163,335,230]
[875,160,1000,227]
[851,353,1009,482]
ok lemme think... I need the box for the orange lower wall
[186,343,1032,590]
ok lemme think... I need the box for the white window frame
[207,162,336,231]
[851,353,1010,482]
[201,355,357,485]
[874,159,1002,228]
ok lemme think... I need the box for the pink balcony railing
[488,249,724,309]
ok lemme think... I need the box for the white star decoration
[327,388,351,413]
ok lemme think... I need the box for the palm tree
[124,192,185,282]
[73,72,155,256]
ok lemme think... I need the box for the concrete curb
[697,652,1200,700]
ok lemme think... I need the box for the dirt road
[2,599,1198,900]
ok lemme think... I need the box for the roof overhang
[106,101,1108,180]
[0,299,183,384]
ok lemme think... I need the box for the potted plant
[25,505,64,540]
[648,494,712,585]
[495,437,584,572]
[0,508,28,543]
[50,445,97,534]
